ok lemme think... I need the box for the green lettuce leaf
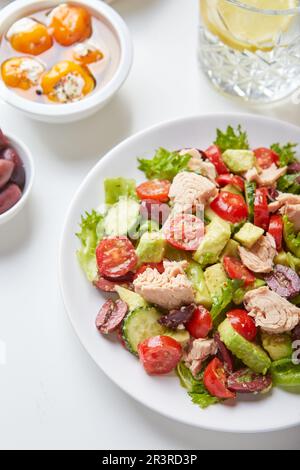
[232,279,266,305]
[283,215,300,258]
[188,392,219,409]
[275,250,300,273]
[270,142,297,167]
[176,362,219,409]
[277,173,300,194]
[138,148,190,181]
[104,177,137,205]
[210,279,242,323]
[214,125,249,152]
[76,210,104,282]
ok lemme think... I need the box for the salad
[76,125,300,409]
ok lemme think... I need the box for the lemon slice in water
[201,0,297,52]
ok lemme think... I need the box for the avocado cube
[205,207,228,225]
[218,319,271,375]
[204,263,228,298]
[186,261,212,308]
[222,149,255,173]
[234,222,264,249]
[193,219,231,267]
[220,184,242,195]
[221,239,240,260]
[261,332,292,361]
[115,286,147,311]
[136,232,166,264]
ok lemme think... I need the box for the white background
[0,0,300,450]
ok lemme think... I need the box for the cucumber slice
[104,197,140,237]
[122,307,165,354]
[122,307,190,355]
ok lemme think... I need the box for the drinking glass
[198,0,300,103]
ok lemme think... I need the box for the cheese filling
[18,58,44,84]
[73,41,97,57]
[53,72,85,102]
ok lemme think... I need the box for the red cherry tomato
[254,148,279,169]
[134,262,165,279]
[216,174,245,191]
[96,236,137,278]
[203,357,236,400]
[227,309,257,342]
[254,187,269,231]
[186,305,213,339]
[223,256,256,287]
[164,213,204,251]
[268,214,283,251]
[204,145,229,175]
[138,335,182,375]
[136,179,171,202]
[210,191,248,223]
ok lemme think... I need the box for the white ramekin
[0,133,34,225]
[0,0,133,123]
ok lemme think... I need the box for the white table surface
[1,0,300,450]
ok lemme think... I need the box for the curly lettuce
[277,173,300,194]
[283,215,300,258]
[76,210,104,282]
[138,148,190,181]
[270,142,297,167]
[210,279,243,324]
[275,251,300,273]
[176,362,219,409]
[214,125,249,152]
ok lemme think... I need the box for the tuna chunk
[184,338,217,377]
[133,260,195,310]
[180,149,216,181]
[244,286,300,334]
[244,164,287,187]
[238,233,277,274]
[283,204,300,232]
[169,171,218,211]
[268,193,300,212]
[269,193,300,232]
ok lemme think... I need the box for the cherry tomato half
[136,179,171,202]
[164,213,204,251]
[223,256,256,287]
[210,191,248,223]
[96,236,137,278]
[138,335,182,375]
[186,306,213,339]
[254,187,269,231]
[204,145,228,175]
[254,148,279,169]
[216,174,245,192]
[227,309,257,342]
[203,357,236,400]
[134,262,165,279]
[268,214,283,251]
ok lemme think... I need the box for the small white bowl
[0,133,34,225]
[0,0,133,123]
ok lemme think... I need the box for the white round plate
[59,113,300,433]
